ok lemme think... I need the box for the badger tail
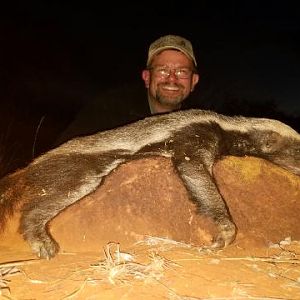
[0,169,25,232]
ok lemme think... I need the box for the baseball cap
[147,34,197,67]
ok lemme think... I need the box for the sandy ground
[1,236,300,300]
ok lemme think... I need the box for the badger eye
[265,143,271,149]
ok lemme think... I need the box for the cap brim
[147,46,197,66]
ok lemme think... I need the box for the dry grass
[0,259,38,296]
[0,266,19,296]
[91,241,178,285]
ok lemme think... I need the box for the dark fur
[0,109,299,259]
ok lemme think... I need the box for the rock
[214,156,300,246]
[50,156,300,252]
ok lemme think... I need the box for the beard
[154,83,186,107]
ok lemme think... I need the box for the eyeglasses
[149,66,193,79]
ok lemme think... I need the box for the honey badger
[0,109,299,259]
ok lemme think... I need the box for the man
[54,34,200,146]
[142,34,199,114]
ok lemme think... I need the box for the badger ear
[259,131,283,153]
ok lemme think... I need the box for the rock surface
[50,156,300,252]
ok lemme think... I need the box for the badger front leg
[173,159,236,248]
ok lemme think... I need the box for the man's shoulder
[54,83,149,145]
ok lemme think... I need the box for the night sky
[1,2,300,173]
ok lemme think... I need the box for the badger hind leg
[20,153,125,259]
[20,173,103,259]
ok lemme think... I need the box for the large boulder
[50,156,300,252]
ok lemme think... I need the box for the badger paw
[29,237,60,259]
[199,220,236,252]
[211,221,237,249]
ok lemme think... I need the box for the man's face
[142,49,199,111]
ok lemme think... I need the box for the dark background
[1,1,299,176]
